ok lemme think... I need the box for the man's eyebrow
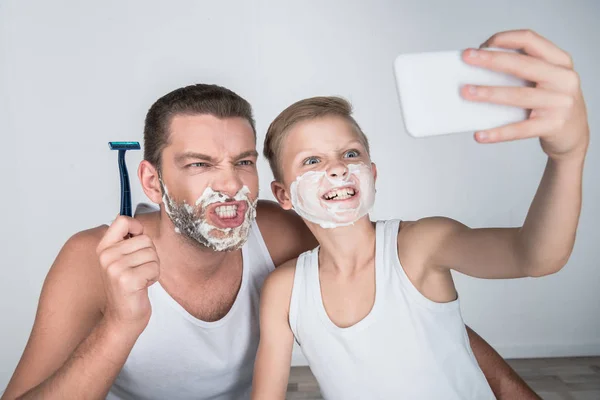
[174,152,216,164]
[234,150,259,160]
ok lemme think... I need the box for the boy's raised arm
[419,30,588,279]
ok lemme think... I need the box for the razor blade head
[108,141,141,150]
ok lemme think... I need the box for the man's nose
[212,167,244,198]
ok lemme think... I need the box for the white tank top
[289,220,496,400]
[106,205,275,400]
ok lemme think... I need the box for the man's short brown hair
[144,83,255,171]
[263,96,370,182]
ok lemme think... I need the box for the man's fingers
[479,29,573,68]
[97,216,145,254]
[118,262,161,291]
[103,247,160,278]
[97,235,156,268]
[461,85,573,110]
[474,118,551,144]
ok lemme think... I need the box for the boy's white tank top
[289,219,496,400]
[106,204,275,400]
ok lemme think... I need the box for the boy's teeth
[324,187,356,200]
[215,204,238,219]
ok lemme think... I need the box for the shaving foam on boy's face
[290,163,375,229]
[161,182,257,252]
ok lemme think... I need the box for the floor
[286,357,600,399]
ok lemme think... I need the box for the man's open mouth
[208,201,248,228]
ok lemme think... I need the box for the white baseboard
[494,342,600,359]
[291,347,309,366]
[290,342,600,366]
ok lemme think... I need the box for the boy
[251,43,588,398]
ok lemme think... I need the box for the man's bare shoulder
[256,200,301,231]
[69,224,109,249]
[45,225,109,311]
[256,200,317,267]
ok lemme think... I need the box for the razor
[108,141,141,217]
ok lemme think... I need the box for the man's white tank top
[106,205,275,400]
[289,220,496,400]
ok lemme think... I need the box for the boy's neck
[310,216,377,275]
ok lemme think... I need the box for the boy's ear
[371,162,378,183]
[271,181,293,210]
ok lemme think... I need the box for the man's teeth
[215,204,238,219]
[324,187,356,200]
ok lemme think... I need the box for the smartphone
[393,48,529,138]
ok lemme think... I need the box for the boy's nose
[327,163,348,179]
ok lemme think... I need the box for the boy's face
[144,114,259,251]
[272,115,377,229]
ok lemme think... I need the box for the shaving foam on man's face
[161,181,257,252]
[290,163,375,229]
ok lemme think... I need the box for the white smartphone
[393,48,529,138]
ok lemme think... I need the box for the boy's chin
[306,213,372,230]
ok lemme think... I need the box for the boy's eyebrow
[293,141,366,159]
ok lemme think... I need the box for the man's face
[275,116,377,229]
[159,114,259,251]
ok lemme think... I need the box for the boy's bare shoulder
[398,217,467,265]
[399,216,465,242]
[264,258,297,290]
[261,258,298,310]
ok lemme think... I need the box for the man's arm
[2,228,111,399]
[251,261,296,400]
[256,200,318,267]
[466,326,540,399]
[15,319,141,400]
[3,217,158,400]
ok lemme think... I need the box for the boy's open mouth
[322,186,358,201]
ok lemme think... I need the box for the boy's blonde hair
[263,96,370,182]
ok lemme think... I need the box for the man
[3,30,567,400]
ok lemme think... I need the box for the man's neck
[309,216,376,275]
[139,210,240,284]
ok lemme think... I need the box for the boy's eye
[303,157,320,166]
[344,150,360,158]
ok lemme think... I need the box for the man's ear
[139,160,163,204]
[271,181,293,210]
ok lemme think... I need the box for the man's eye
[189,162,209,168]
[303,157,320,165]
[344,150,360,158]
[237,160,254,166]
